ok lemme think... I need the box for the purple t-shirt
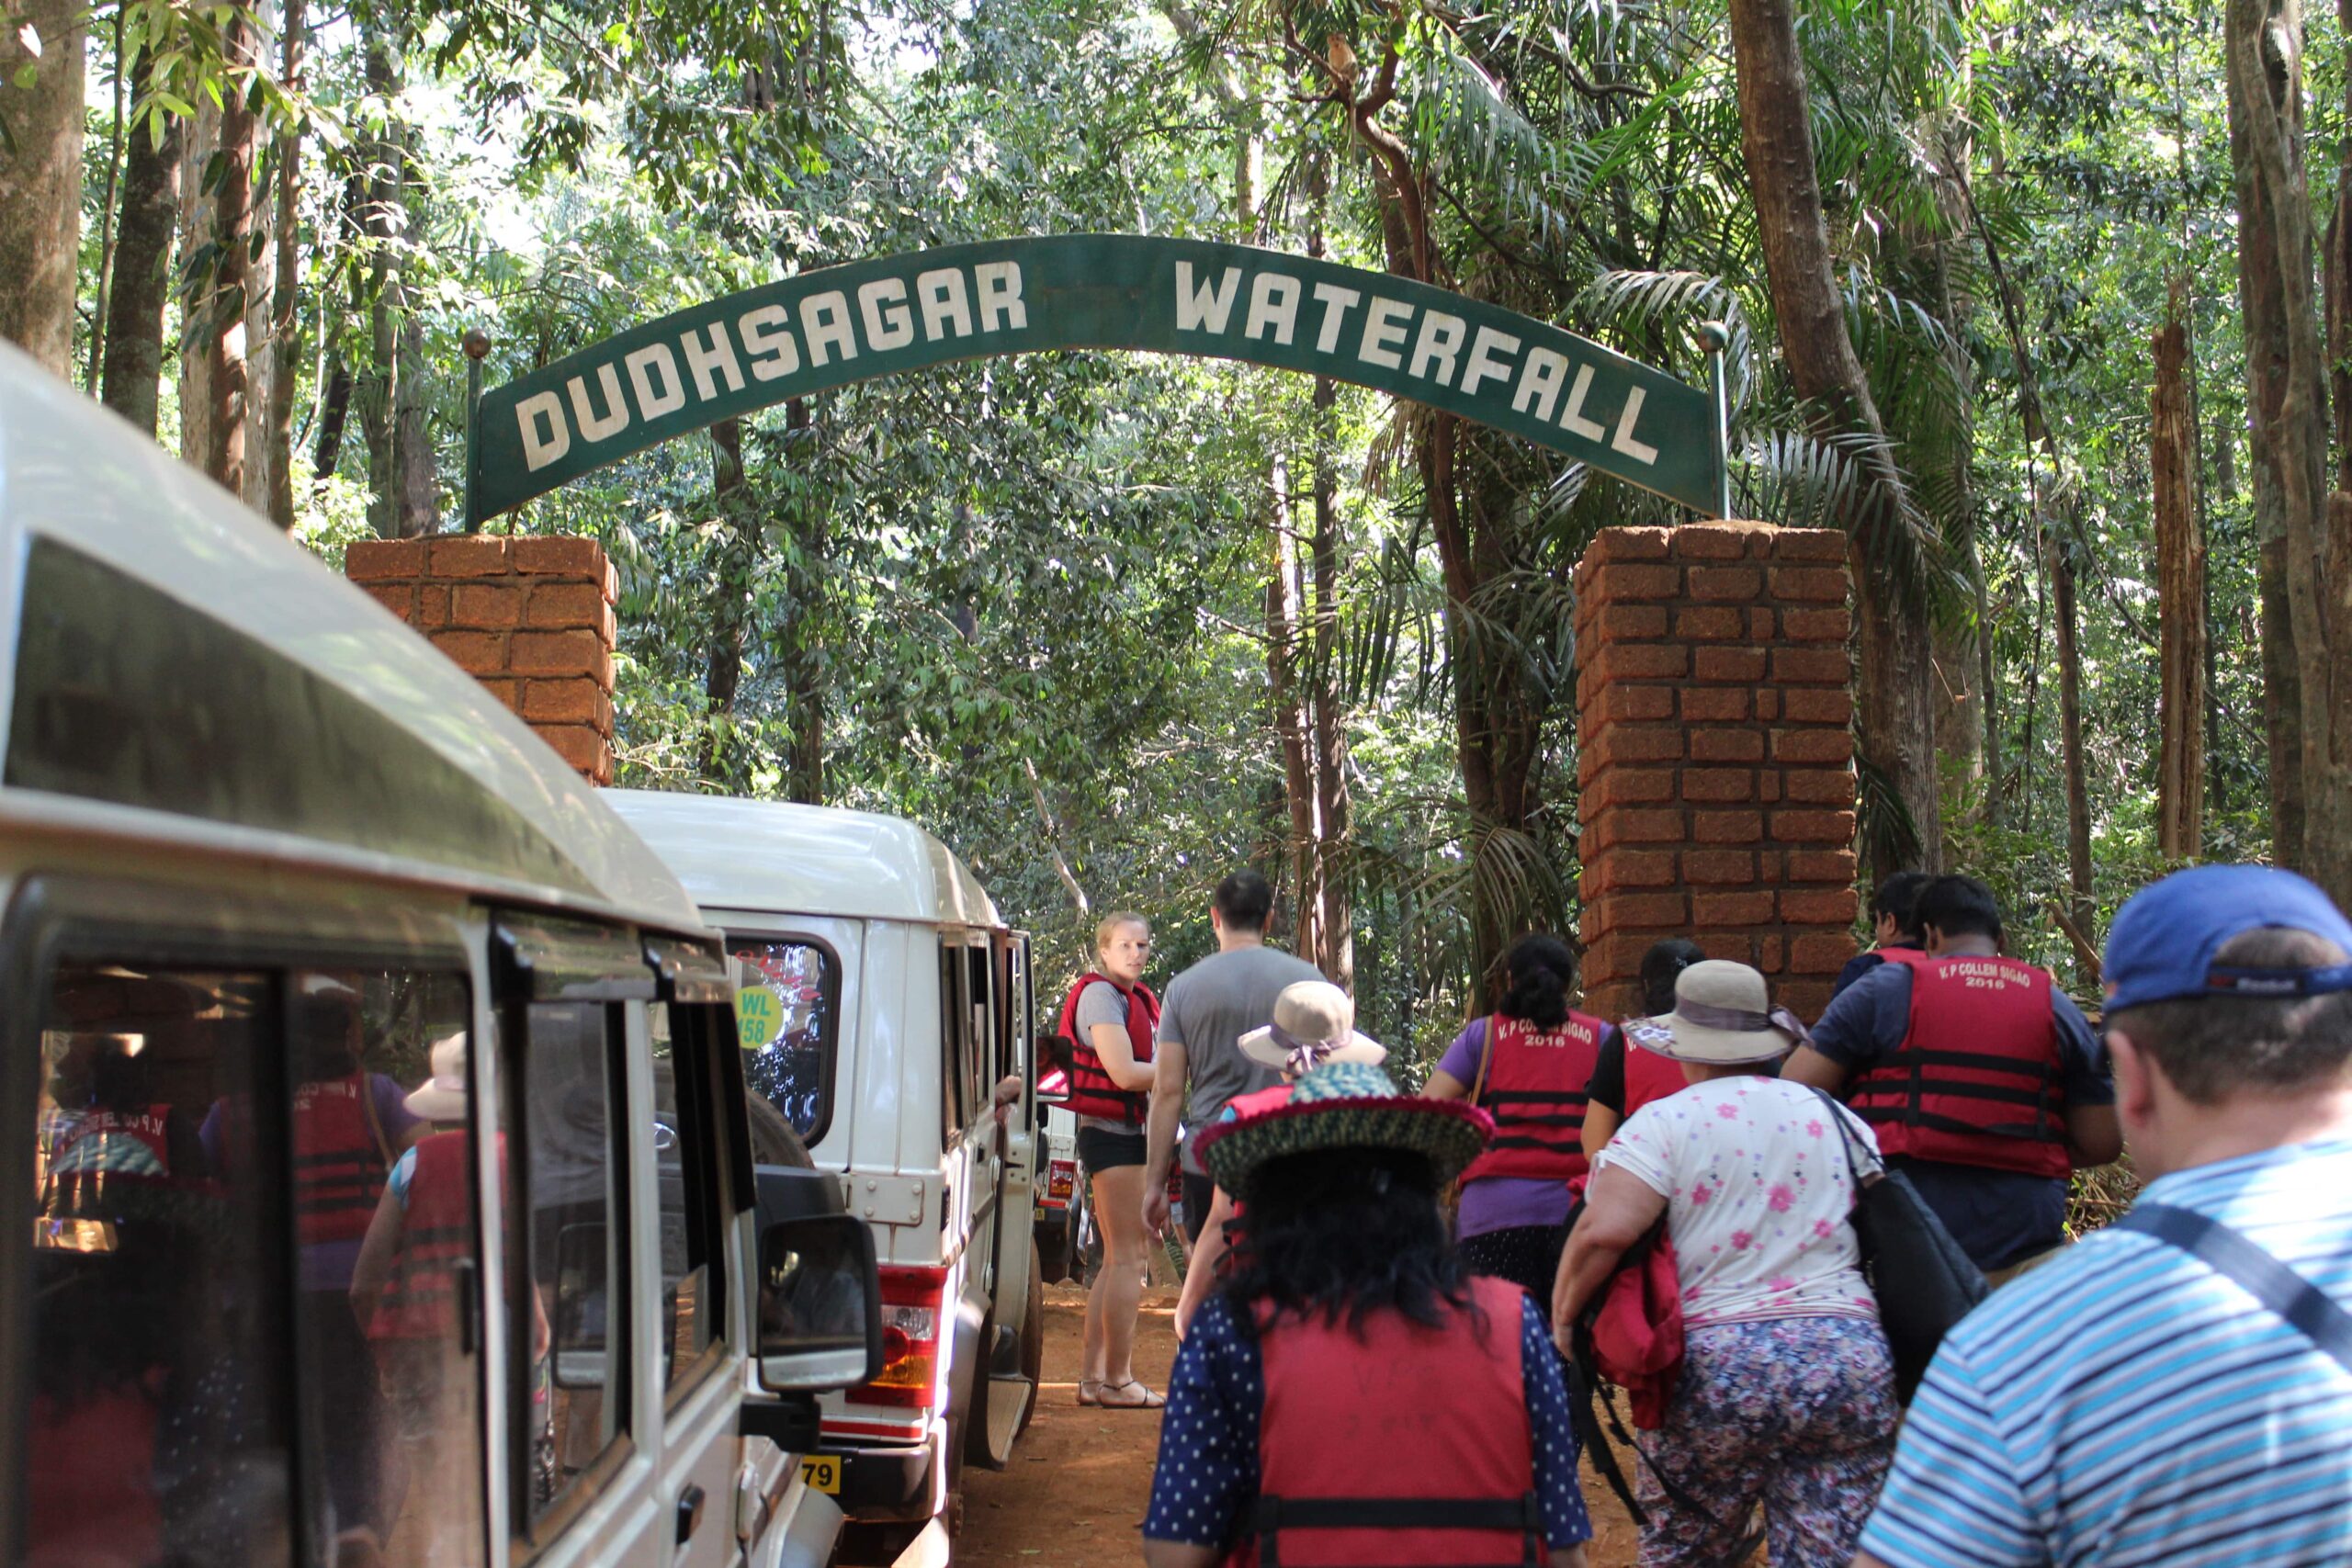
[200,1072,423,1291]
[1438,1019,1578,1239]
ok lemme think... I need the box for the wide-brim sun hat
[1194,1059,1491,1197]
[403,1031,469,1121]
[1238,979,1388,1073]
[1623,958,1805,1065]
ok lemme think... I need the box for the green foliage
[62,0,2290,1043]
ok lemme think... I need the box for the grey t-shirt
[1157,944,1325,1174]
[1074,979,1137,1134]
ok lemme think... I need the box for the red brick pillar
[1574,522,1859,1021]
[345,536,618,785]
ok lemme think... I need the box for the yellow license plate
[800,1456,841,1495]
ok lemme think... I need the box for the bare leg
[1088,1163,1150,1395]
[1080,1202,1111,1390]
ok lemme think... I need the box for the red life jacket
[1622,1043,1689,1120]
[292,1073,390,1247]
[1847,949,2070,1179]
[369,1131,475,1341]
[1057,974,1159,1126]
[1227,1275,1543,1568]
[1458,1013,1604,1186]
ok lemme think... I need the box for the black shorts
[1182,1171,1215,1246]
[1076,1123,1148,1171]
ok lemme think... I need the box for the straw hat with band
[1622,959,1809,1066]
[1194,1059,1492,1200]
[1238,980,1389,1077]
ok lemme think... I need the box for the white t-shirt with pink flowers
[1593,1074,1881,1328]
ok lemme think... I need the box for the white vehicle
[0,346,880,1568]
[1033,1103,1081,1281]
[604,792,1047,1563]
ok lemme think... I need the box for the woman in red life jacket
[1057,912,1164,1408]
[1144,1059,1590,1568]
[1423,935,1612,1305]
[1551,962,1895,1568]
[352,1032,513,1563]
[1171,981,1386,1338]
[205,972,428,1546]
[1578,939,1708,1159]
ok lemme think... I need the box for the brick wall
[345,536,618,785]
[1574,521,1859,1021]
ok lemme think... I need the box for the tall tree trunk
[0,0,85,374]
[85,7,128,394]
[101,83,185,435]
[2050,524,2096,958]
[1307,376,1353,987]
[779,398,826,805]
[2227,0,2352,898]
[179,101,220,471]
[700,416,752,782]
[1322,29,1539,1001]
[358,26,427,536]
[312,348,354,484]
[1963,135,2102,900]
[1728,0,1939,878]
[262,0,304,528]
[395,310,435,530]
[2153,294,2208,858]
[202,12,260,491]
[1973,538,2002,824]
[1266,459,1321,957]
[1306,146,1353,988]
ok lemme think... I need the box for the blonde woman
[1051,913,1163,1407]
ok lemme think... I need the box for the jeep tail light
[860,1264,949,1409]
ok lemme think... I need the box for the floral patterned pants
[1634,1315,1898,1567]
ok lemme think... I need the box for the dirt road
[956,1281,1645,1565]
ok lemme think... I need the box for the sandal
[1076,1379,1103,1406]
[1096,1379,1164,1410]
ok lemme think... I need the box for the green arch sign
[468,233,1724,524]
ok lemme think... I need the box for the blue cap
[2102,865,2352,1014]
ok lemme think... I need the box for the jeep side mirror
[756,1213,883,1393]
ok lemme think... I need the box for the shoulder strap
[1807,1087,1883,1195]
[2117,1203,2352,1375]
[358,1070,394,1170]
[1470,1014,1500,1107]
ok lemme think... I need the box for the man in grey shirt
[1141,870,1324,1243]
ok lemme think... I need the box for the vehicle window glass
[729,940,836,1144]
[649,1003,723,1394]
[27,963,485,1568]
[938,942,966,1138]
[967,944,995,1106]
[315,969,481,1567]
[30,964,294,1568]
[513,1000,627,1525]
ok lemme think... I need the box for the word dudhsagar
[508,258,1668,473]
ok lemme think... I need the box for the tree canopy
[0,0,2331,1059]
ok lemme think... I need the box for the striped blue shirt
[1860,1138,2352,1567]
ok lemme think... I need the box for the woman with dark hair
[1143,1061,1591,1568]
[1423,934,1617,1303]
[1579,937,1709,1156]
